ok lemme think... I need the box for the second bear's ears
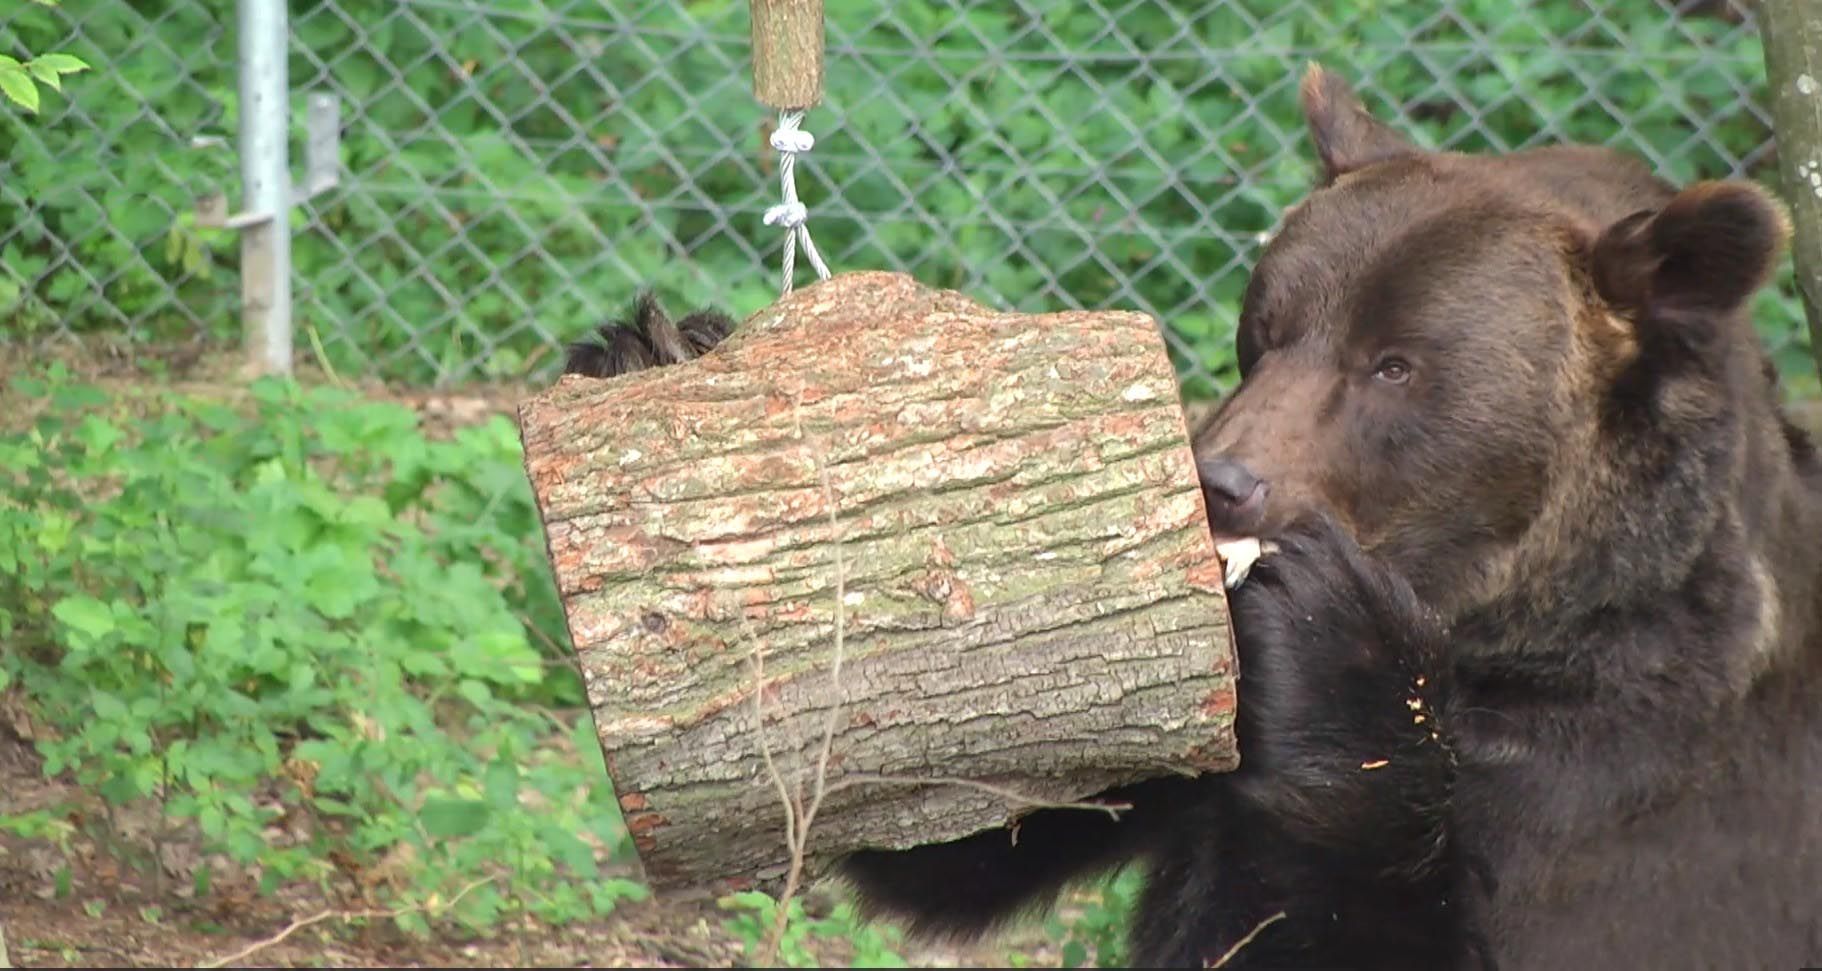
[1299,64,1422,183]
[1591,182,1791,317]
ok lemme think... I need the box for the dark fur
[562,292,734,378]
[842,512,1471,969]
[564,66,1822,969]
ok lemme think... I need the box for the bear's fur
[562,66,1822,969]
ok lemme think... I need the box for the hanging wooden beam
[750,0,824,110]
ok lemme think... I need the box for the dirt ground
[0,337,1072,968]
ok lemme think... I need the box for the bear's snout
[1196,455,1269,536]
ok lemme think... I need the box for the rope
[763,108,832,294]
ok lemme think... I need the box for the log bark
[518,271,1238,896]
[1761,0,1822,381]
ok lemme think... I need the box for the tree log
[1761,0,1822,381]
[517,271,1238,896]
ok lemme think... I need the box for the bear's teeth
[1215,537,1278,590]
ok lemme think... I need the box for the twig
[804,417,849,830]
[197,874,496,969]
[303,322,347,389]
[755,397,849,964]
[1,921,11,970]
[827,773,1132,819]
[1206,911,1287,968]
[747,642,800,862]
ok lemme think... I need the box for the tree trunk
[517,271,1239,896]
[1761,0,1822,381]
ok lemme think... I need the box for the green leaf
[29,53,89,76]
[456,678,492,706]
[540,822,597,876]
[420,797,491,838]
[52,595,115,642]
[91,691,127,721]
[26,61,62,92]
[198,803,225,838]
[0,65,40,113]
[77,415,124,455]
[484,761,518,805]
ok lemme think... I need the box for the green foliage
[0,50,87,113]
[1040,868,1142,968]
[2,1,1806,392]
[0,361,639,933]
[719,890,910,968]
[0,2,88,113]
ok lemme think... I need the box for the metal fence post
[236,0,292,377]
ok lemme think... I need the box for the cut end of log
[518,271,1239,895]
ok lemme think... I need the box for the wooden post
[518,271,1240,896]
[750,0,824,109]
[1760,0,1822,380]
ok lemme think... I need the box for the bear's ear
[1300,63,1421,183]
[1591,181,1790,318]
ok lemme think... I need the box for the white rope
[763,108,831,294]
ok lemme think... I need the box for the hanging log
[517,271,1239,896]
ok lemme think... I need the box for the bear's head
[1193,65,1797,627]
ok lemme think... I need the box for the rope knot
[769,128,815,154]
[764,201,809,229]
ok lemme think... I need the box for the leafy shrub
[1042,867,1142,968]
[0,363,638,932]
[2,0,1809,393]
[720,890,910,968]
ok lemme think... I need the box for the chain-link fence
[3,0,1813,396]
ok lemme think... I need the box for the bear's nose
[1196,455,1268,534]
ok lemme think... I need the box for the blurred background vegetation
[2,0,1809,395]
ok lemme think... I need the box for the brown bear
[562,66,1822,969]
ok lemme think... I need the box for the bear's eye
[1372,357,1412,386]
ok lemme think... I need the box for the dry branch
[518,271,1239,895]
[198,876,496,969]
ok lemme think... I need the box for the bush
[1043,868,1142,969]
[1,0,1809,394]
[720,891,911,968]
[0,363,641,933]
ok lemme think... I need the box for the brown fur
[1188,65,1822,968]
